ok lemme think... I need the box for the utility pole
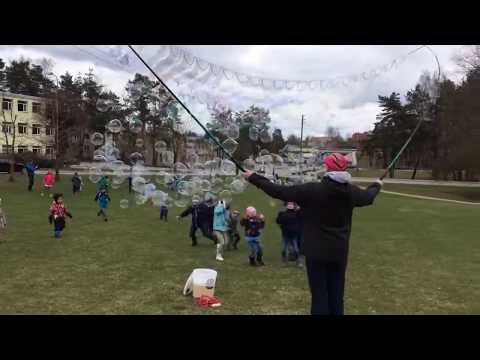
[300,114,305,180]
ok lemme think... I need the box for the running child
[94,187,111,222]
[48,193,73,239]
[42,170,55,197]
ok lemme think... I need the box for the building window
[46,147,54,157]
[18,123,28,134]
[46,104,54,120]
[17,101,28,112]
[32,102,42,114]
[32,146,42,154]
[17,146,28,153]
[2,99,12,111]
[2,123,13,134]
[32,125,41,135]
[71,135,79,143]
[2,145,13,154]
[45,127,54,136]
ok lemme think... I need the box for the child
[160,203,169,222]
[49,193,73,239]
[72,172,82,195]
[94,188,111,222]
[98,175,110,191]
[240,206,265,266]
[42,170,55,197]
[276,202,302,267]
[213,200,230,262]
[227,208,241,250]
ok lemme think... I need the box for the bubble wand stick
[127,45,246,172]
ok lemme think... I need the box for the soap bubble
[243,158,256,170]
[173,162,189,178]
[88,167,102,183]
[90,132,104,146]
[192,195,202,204]
[128,117,143,134]
[105,147,120,161]
[218,189,232,203]
[160,150,174,165]
[230,179,246,194]
[204,192,217,203]
[132,163,147,177]
[272,154,284,165]
[259,129,272,143]
[151,190,168,207]
[162,174,175,188]
[111,182,121,190]
[259,155,273,164]
[135,194,148,206]
[107,159,124,171]
[106,119,122,133]
[211,178,224,193]
[259,149,270,157]
[96,98,112,112]
[154,140,167,153]
[129,152,144,165]
[204,159,219,172]
[200,179,211,192]
[249,126,259,141]
[173,193,188,208]
[225,124,240,139]
[120,199,129,209]
[132,176,147,194]
[222,138,238,155]
[177,181,194,196]
[221,159,236,175]
[135,138,144,148]
[186,152,199,167]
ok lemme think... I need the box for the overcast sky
[0,45,466,138]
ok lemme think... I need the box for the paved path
[380,190,480,205]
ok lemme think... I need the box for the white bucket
[183,269,217,298]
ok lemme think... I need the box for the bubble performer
[242,153,382,315]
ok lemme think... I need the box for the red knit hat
[324,153,348,171]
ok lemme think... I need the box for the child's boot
[216,244,224,262]
[256,253,265,266]
[249,256,257,266]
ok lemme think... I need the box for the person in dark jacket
[178,199,216,245]
[160,204,169,221]
[72,172,82,195]
[240,206,266,266]
[276,202,302,267]
[25,161,38,191]
[242,152,382,315]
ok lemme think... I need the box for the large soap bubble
[173,162,189,178]
[259,149,270,157]
[135,138,144,148]
[222,138,238,155]
[96,98,113,113]
[200,179,211,192]
[135,194,148,206]
[90,132,104,146]
[177,180,194,196]
[128,117,143,134]
[211,177,224,193]
[88,167,102,183]
[129,152,144,165]
[120,199,129,209]
[132,176,147,194]
[225,124,240,139]
[230,179,247,194]
[249,126,259,141]
[220,159,236,175]
[243,158,256,170]
[106,119,122,133]
[154,140,167,153]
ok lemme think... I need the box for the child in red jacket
[42,170,56,197]
[49,193,73,238]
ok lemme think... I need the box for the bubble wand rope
[127,45,246,172]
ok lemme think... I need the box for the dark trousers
[160,207,168,221]
[305,258,347,315]
[190,222,215,243]
[28,174,34,191]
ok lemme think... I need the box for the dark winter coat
[248,173,381,262]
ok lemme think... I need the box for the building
[0,91,55,158]
[307,136,332,149]
[280,144,318,163]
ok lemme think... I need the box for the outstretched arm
[351,180,383,207]
[243,171,311,204]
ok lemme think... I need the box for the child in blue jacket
[94,188,111,222]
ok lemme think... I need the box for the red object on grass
[194,295,223,308]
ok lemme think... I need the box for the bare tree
[1,108,18,182]
[453,45,480,75]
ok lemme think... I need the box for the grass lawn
[349,168,433,180]
[0,174,479,314]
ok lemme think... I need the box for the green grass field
[1,174,479,314]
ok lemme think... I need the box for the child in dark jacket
[72,173,82,195]
[276,202,302,267]
[49,193,73,238]
[228,209,241,250]
[240,206,265,266]
[94,188,111,221]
